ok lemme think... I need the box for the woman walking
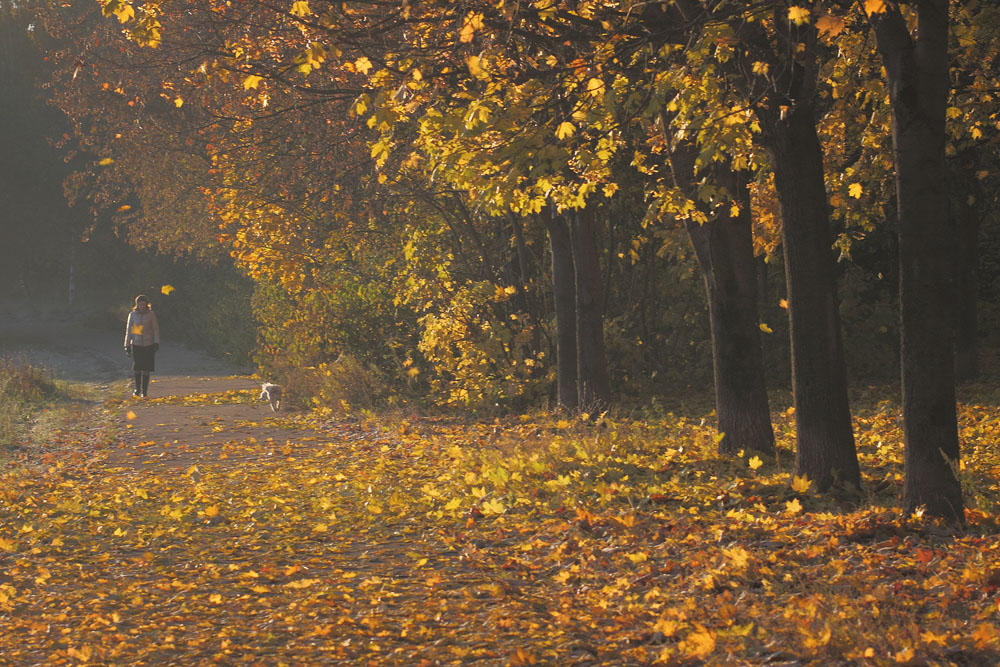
[124,294,160,397]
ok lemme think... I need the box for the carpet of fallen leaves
[2,383,1000,665]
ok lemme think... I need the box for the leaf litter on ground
[1,382,999,665]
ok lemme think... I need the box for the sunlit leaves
[816,13,846,38]
[787,6,810,26]
[289,0,310,18]
[864,0,887,16]
[459,12,484,43]
[555,121,576,139]
[354,56,373,75]
[243,75,263,90]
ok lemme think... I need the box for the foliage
[2,383,1000,663]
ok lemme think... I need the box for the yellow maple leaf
[466,55,482,76]
[849,182,863,199]
[791,474,811,493]
[725,546,750,570]
[98,157,114,166]
[290,0,310,18]
[354,56,373,75]
[586,77,605,98]
[482,498,505,515]
[243,74,263,90]
[555,121,575,140]
[204,505,219,517]
[682,628,716,658]
[459,12,484,43]
[444,497,462,511]
[787,6,810,25]
[759,322,773,333]
[312,523,327,533]
[779,298,789,310]
[173,97,183,107]
[209,593,223,604]
[816,13,846,37]
[786,498,803,515]
[126,410,137,420]
[160,284,175,295]
[113,2,134,23]
[865,0,887,15]
[748,456,763,471]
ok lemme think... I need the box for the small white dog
[259,382,282,412]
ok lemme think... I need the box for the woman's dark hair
[134,294,150,307]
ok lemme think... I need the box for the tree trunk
[570,208,610,409]
[671,144,775,456]
[870,1,963,521]
[953,156,979,383]
[762,103,860,492]
[545,211,578,411]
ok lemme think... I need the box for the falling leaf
[126,410,137,420]
[849,183,863,199]
[173,97,183,107]
[98,157,114,166]
[161,285,175,295]
[748,456,763,471]
[759,323,773,334]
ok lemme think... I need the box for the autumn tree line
[4,1,999,520]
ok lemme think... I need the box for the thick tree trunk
[762,104,860,491]
[570,208,610,409]
[953,167,979,383]
[675,157,775,455]
[871,1,963,520]
[545,212,578,411]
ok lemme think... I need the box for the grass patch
[0,356,58,457]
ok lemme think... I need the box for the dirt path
[107,375,322,471]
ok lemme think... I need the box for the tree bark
[870,1,964,521]
[953,154,980,383]
[570,207,611,409]
[760,102,861,492]
[670,143,775,455]
[545,211,578,411]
